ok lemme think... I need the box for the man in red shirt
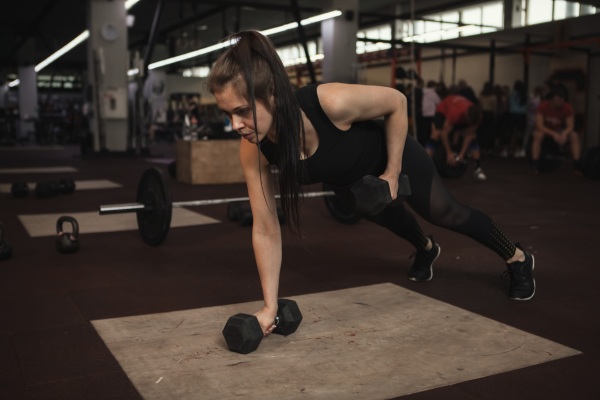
[425,94,486,180]
[531,87,582,174]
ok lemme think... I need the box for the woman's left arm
[318,83,408,199]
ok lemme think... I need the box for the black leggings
[359,136,516,261]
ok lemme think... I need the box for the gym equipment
[0,222,12,261]
[11,182,29,198]
[227,201,286,227]
[582,145,600,180]
[222,298,303,354]
[168,161,177,179]
[35,181,60,198]
[99,168,332,246]
[56,216,80,254]
[323,191,361,225]
[538,138,562,172]
[432,146,468,179]
[351,174,411,216]
[59,179,76,194]
[35,179,76,198]
[227,201,245,222]
[98,168,411,245]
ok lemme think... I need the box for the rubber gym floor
[1,142,599,400]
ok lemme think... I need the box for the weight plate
[323,183,361,224]
[136,168,172,246]
[432,146,468,179]
[583,145,600,180]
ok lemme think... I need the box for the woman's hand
[254,306,278,336]
[379,171,400,201]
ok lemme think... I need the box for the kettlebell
[56,216,80,254]
[0,222,13,261]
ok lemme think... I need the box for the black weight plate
[136,168,172,246]
[323,183,361,225]
[432,146,468,179]
[582,145,600,180]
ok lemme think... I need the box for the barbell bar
[99,193,334,215]
[98,167,337,247]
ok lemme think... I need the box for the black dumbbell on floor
[227,201,285,227]
[0,222,13,261]
[10,182,29,198]
[222,298,303,354]
[350,173,411,216]
[35,179,76,199]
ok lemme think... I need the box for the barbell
[98,168,410,246]
[98,168,336,246]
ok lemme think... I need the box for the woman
[207,31,535,335]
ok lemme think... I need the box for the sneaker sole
[408,245,441,282]
[509,254,536,301]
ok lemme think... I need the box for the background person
[530,86,582,175]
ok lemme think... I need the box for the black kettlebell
[0,222,13,261]
[56,216,80,254]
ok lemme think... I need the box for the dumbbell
[222,298,303,354]
[35,179,76,198]
[0,222,13,261]
[351,173,411,216]
[11,182,29,198]
[227,201,245,222]
[227,201,286,227]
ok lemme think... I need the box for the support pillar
[321,0,358,83]
[17,66,37,142]
[503,0,523,30]
[87,0,129,152]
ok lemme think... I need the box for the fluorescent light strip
[35,30,90,72]
[402,24,477,42]
[148,9,342,70]
[8,0,142,87]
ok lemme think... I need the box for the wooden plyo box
[176,139,244,184]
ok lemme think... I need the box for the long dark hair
[207,31,305,232]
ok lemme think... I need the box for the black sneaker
[505,247,536,300]
[408,236,441,282]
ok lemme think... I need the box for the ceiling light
[8,0,143,87]
[148,9,342,70]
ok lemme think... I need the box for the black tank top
[260,84,387,187]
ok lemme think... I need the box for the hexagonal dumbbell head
[273,299,303,335]
[222,313,263,354]
[397,173,411,201]
[350,175,392,216]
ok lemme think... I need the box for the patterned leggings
[341,135,516,261]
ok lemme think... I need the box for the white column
[17,66,38,142]
[321,0,359,83]
[87,0,129,152]
[504,0,523,29]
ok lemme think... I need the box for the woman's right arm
[239,139,282,334]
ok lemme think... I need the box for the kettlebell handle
[56,216,80,254]
[56,216,79,238]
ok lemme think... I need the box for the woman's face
[213,83,275,144]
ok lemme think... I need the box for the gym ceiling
[1,0,600,79]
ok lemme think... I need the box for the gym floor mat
[0,179,121,193]
[91,283,580,400]
[0,166,78,174]
[18,208,219,237]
